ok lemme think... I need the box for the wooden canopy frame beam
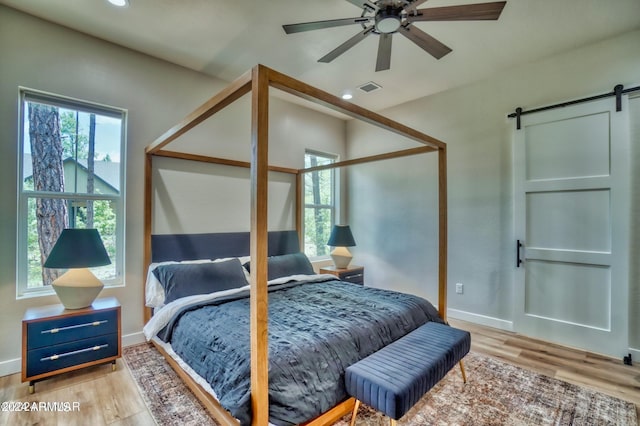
[143,64,447,426]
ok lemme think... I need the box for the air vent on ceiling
[358,81,382,93]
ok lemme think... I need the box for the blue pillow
[152,258,248,304]
[244,252,315,280]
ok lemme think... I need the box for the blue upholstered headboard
[150,230,300,263]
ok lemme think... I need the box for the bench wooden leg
[390,419,397,426]
[459,360,467,383]
[349,399,361,426]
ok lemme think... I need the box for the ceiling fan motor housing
[375,6,403,33]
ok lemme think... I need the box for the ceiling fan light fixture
[107,0,129,7]
[375,8,402,33]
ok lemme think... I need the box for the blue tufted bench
[344,321,471,426]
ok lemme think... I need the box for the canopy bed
[143,65,448,426]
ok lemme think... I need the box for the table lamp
[327,225,356,269]
[44,228,111,309]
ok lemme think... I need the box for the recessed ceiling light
[108,0,128,7]
[341,93,353,100]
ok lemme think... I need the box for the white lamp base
[331,246,353,269]
[51,268,104,310]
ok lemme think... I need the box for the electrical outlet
[456,283,463,294]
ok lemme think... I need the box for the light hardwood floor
[0,359,155,426]
[2,320,639,425]
[449,319,640,418]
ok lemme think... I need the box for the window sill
[17,282,125,300]
[310,257,333,273]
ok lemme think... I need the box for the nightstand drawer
[27,310,118,350]
[26,333,119,378]
[320,266,364,285]
[342,272,364,285]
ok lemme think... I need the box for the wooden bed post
[438,146,448,321]
[143,64,449,426]
[295,172,303,250]
[143,153,153,324]
[250,64,270,426]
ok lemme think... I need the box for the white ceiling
[2,0,640,111]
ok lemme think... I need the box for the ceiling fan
[283,0,506,72]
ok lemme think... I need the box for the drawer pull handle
[42,320,108,334]
[40,344,109,362]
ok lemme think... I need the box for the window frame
[303,149,339,260]
[16,88,127,298]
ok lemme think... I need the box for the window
[17,89,126,296]
[304,150,337,258]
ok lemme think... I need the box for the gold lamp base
[51,268,104,310]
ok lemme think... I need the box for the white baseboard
[0,358,21,377]
[447,308,514,332]
[0,331,147,378]
[448,310,640,362]
[122,331,146,347]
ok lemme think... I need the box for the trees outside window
[17,90,126,295]
[304,151,337,258]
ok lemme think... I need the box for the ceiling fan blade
[343,0,377,11]
[283,17,371,34]
[404,0,430,12]
[376,33,392,71]
[319,27,374,63]
[409,1,506,22]
[398,25,452,59]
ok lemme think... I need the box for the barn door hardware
[614,84,623,112]
[508,83,640,129]
[516,240,523,268]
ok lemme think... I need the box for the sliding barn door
[514,97,630,357]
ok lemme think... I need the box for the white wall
[347,30,640,343]
[151,96,346,234]
[0,6,346,374]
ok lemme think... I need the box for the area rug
[123,343,217,426]
[123,343,637,425]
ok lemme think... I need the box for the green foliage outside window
[26,198,117,287]
[19,92,124,292]
[304,152,336,257]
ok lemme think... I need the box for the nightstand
[319,265,365,285]
[22,297,121,394]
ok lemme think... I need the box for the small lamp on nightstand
[327,225,356,269]
[44,228,111,310]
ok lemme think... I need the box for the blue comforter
[160,279,443,425]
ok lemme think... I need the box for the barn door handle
[516,240,523,268]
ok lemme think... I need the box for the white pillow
[145,256,251,308]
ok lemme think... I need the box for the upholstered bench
[344,321,471,426]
